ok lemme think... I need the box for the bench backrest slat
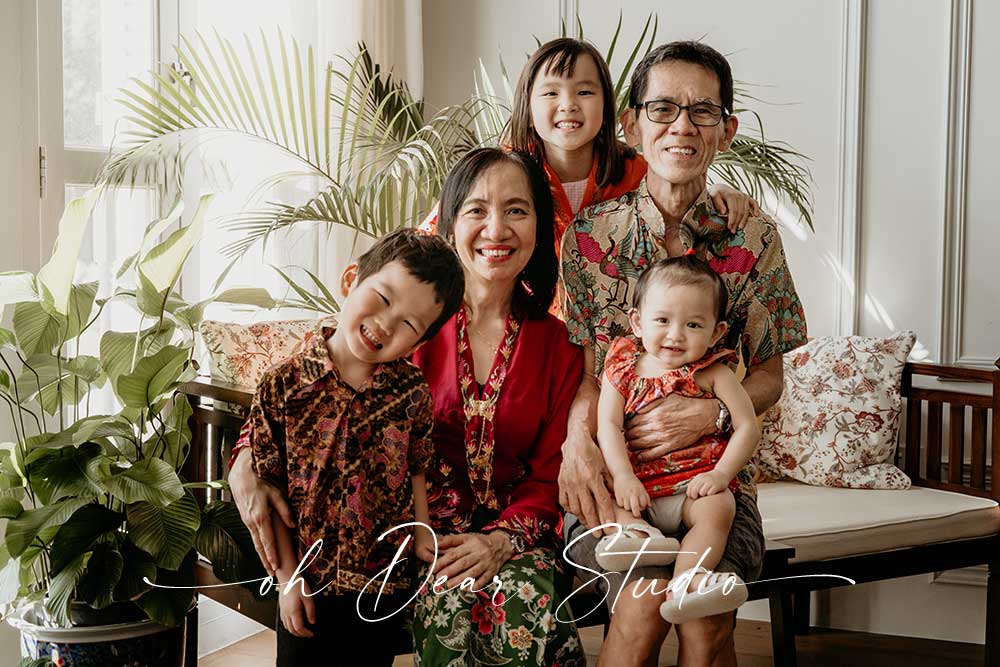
[900,357,1000,501]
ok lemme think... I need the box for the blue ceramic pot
[8,607,186,667]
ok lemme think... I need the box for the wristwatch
[496,530,527,555]
[714,399,731,434]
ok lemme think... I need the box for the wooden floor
[200,619,985,666]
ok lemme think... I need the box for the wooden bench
[179,358,1000,665]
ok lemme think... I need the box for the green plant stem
[130,315,145,374]
[77,291,111,338]
[15,352,47,434]
[1,352,42,435]
[54,351,64,431]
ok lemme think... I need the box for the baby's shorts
[644,494,687,534]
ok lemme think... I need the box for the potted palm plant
[97,15,813,278]
[0,193,266,666]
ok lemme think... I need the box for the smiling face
[630,281,727,369]
[529,53,605,158]
[336,260,443,366]
[622,60,738,191]
[452,161,538,291]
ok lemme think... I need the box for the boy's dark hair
[632,255,729,324]
[504,37,635,189]
[628,41,734,117]
[355,228,465,341]
[436,147,557,320]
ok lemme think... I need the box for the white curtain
[184,0,425,320]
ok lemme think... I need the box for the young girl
[422,38,757,255]
[595,253,760,624]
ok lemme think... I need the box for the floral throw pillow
[200,319,321,389]
[756,331,916,489]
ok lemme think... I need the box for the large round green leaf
[104,458,184,507]
[76,542,125,610]
[116,345,190,409]
[114,540,157,603]
[44,552,89,626]
[4,497,91,557]
[195,501,265,583]
[126,492,200,570]
[135,551,195,627]
[48,504,124,575]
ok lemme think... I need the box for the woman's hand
[278,576,316,638]
[686,470,731,498]
[708,183,761,232]
[613,472,650,518]
[432,533,512,590]
[558,429,619,534]
[625,394,718,461]
[229,448,295,574]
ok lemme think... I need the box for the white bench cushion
[757,481,1000,562]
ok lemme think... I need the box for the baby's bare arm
[597,375,633,480]
[702,364,761,482]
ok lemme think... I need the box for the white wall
[422,0,997,646]
[0,0,36,657]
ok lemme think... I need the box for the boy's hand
[686,471,731,498]
[613,473,650,518]
[279,578,316,638]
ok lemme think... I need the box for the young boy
[240,228,464,666]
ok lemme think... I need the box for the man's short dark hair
[628,41,734,116]
[355,228,465,341]
[632,254,729,324]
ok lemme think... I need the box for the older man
[557,41,807,666]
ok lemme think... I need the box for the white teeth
[556,121,582,129]
[668,147,696,155]
[361,324,382,349]
[480,248,514,258]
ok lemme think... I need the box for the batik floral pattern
[756,332,916,489]
[411,548,585,667]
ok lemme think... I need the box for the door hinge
[38,146,47,198]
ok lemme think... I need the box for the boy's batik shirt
[243,319,435,594]
[560,179,808,498]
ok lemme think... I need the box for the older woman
[230,148,585,666]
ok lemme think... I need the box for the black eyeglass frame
[634,99,729,127]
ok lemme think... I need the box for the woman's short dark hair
[628,40,734,117]
[632,255,729,324]
[436,148,557,320]
[504,37,634,189]
[356,227,465,341]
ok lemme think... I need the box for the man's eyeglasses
[635,100,727,127]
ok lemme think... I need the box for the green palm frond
[99,28,335,195]
[100,15,815,271]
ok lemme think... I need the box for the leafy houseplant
[0,192,265,656]
[97,14,814,284]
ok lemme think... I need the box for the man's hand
[558,429,618,534]
[625,393,718,461]
[432,533,511,590]
[229,448,295,574]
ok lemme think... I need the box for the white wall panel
[858,0,950,357]
[959,0,1000,366]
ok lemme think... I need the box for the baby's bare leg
[673,490,736,590]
